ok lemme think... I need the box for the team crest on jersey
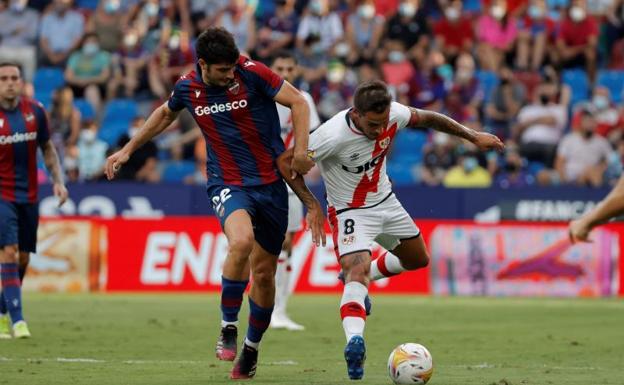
[342,235,355,245]
[379,137,391,150]
[228,81,240,95]
[307,149,316,160]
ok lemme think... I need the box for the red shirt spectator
[433,14,474,52]
[557,14,598,47]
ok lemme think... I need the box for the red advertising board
[105,217,429,293]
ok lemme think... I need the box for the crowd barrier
[25,217,622,297]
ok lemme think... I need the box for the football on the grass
[387,343,433,384]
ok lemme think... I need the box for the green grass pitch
[1,293,623,385]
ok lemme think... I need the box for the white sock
[245,337,259,349]
[370,252,406,281]
[221,320,239,328]
[273,251,289,317]
[340,282,368,342]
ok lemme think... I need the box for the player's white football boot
[271,313,305,331]
[12,320,31,339]
[0,314,11,339]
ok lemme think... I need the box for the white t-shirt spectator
[518,103,568,145]
[557,132,613,181]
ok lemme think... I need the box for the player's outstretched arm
[274,81,314,177]
[41,140,68,207]
[409,107,505,153]
[569,175,624,243]
[277,148,327,247]
[105,103,180,180]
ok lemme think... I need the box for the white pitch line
[0,357,298,366]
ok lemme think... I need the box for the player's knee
[251,265,275,288]
[344,262,370,285]
[228,232,255,260]
[0,245,19,263]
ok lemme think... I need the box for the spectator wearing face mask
[554,107,613,187]
[345,0,385,65]
[485,66,526,138]
[77,122,108,181]
[406,48,449,111]
[476,0,519,71]
[114,116,160,182]
[148,30,195,99]
[516,0,556,70]
[419,132,457,186]
[556,0,598,81]
[571,87,624,144]
[64,33,112,113]
[512,84,567,167]
[0,0,39,81]
[109,27,149,98]
[39,0,85,67]
[433,0,475,62]
[381,40,415,91]
[385,0,430,63]
[443,148,492,188]
[453,53,482,117]
[87,0,126,54]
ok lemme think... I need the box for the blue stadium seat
[33,67,65,96]
[386,162,417,186]
[102,99,138,125]
[98,121,129,147]
[76,0,99,10]
[161,161,196,182]
[562,69,590,106]
[596,70,624,104]
[391,130,428,164]
[74,98,95,122]
[475,70,499,104]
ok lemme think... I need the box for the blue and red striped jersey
[0,98,50,203]
[168,55,286,187]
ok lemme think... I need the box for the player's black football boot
[230,343,258,380]
[216,325,237,361]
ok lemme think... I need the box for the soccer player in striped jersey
[277,80,504,380]
[270,50,321,331]
[0,62,68,339]
[105,28,326,379]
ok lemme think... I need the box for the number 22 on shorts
[212,188,232,217]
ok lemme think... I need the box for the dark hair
[271,50,297,65]
[195,27,240,65]
[0,62,22,76]
[353,80,392,114]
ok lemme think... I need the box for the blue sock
[220,276,248,323]
[246,298,273,345]
[1,263,23,322]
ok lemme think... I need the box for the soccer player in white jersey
[270,50,321,331]
[277,80,504,380]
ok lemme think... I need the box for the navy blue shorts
[207,181,288,256]
[0,199,39,252]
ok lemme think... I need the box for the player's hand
[105,149,131,180]
[473,132,505,152]
[291,151,314,179]
[305,201,327,247]
[569,219,593,243]
[53,183,68,207]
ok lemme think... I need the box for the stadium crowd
[2,0,624,188]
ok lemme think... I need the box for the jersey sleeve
[308,124,336,162]
[167,77,188,112]
[33,101,50,145]
[243,58,284,99]
[302,91,321,130]
[391,102,412,129]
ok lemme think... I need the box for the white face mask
[358,4,375,19]
[335,42,350,57]
[124,34,138,47]
[445,7,460,21]
[570,6,586,22]
[593,95,609,110]
[433,132,450,146]
[491,5,506,20]
[399,3,416,18]
[81,130,96,143]
[388,50,405,63]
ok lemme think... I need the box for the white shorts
[328,193,420,259]
[287,192,304,232]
